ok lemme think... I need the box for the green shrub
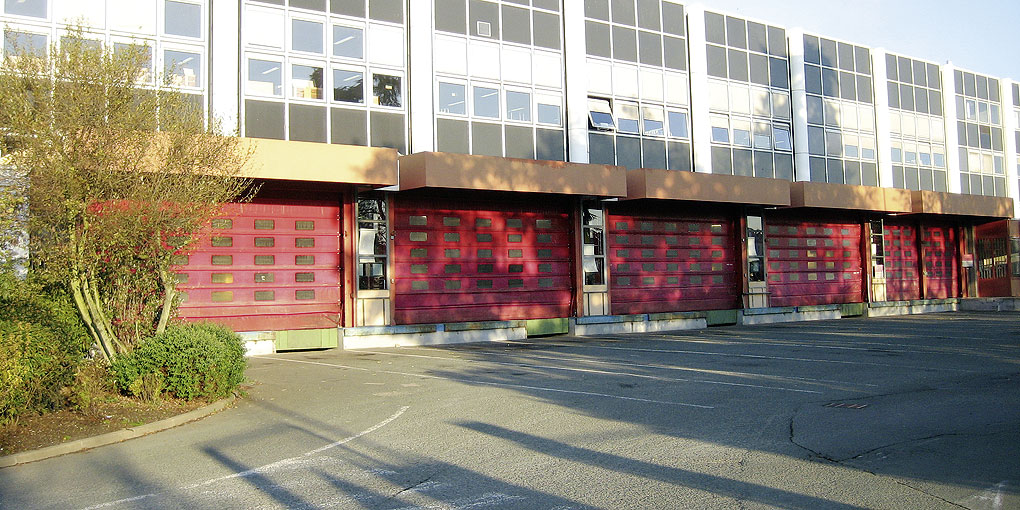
[67,358,115,416]
[0,273,90,425]
[111,323,246,401]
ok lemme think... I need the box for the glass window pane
[538,102,561,125]
[165,1,201,38]
[616,102,639,133]
[292,19,324,54]
[113,42,153,83]
[4,30,47,57]
[438,82,466,114]
[506,90,531,121]
[291,64,323,99]
[4,0,46,17]
[475,86,499,118]
[732,119,751,147]
[668,110,688,138]
[248,59,282,96]
[373,73,401,107]
[642,106,664,136]
[165,50,201,87]
[333,69,364,103]
[332,25,363,59]
[773,125,792,151]
[711,115,729,143]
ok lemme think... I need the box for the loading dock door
[392,198,573,324]
[175,198,342,331]
[883,222,920,301]
[607,214,739,314]
[767,220,863,307]
[922,225,958,299]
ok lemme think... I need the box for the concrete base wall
[237,331,277,356]
[739,307,841,325]
[341,321,527,350]
[569,313,706,336]
[959,297,1020,311]
[869,299,959,317]
[238,298,1017,352]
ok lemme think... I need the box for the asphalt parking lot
[1,312,1018,509]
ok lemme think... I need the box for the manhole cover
[824,402,869,409]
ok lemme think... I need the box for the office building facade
[3,0,1018,350]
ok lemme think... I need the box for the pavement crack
[895,480,970,509]
[788,408,841,464]
[389,473,437,499]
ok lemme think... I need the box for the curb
[0,394,237,469]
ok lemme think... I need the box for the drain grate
[824,402,869,409]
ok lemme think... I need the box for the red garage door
[392,198,573,324]
[607,214,739,314]
[922,225,958,299]
[175,197,342,331]
[883,222,920,301]
[767,219,863,307]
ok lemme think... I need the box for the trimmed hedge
[111,323,246,401]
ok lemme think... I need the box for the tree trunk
[155,270,175,336]
[70,278,110,362]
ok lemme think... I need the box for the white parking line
[504,340,975,372]
[642,333,1002,357]
[357,349,824,394]
[81,406,410,510]
[394,345,877,388]
[265,356,715,408]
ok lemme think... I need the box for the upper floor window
[292,19,324,54]
[165,0,202,39]
[3,0,46,18]
[332,25,363,59]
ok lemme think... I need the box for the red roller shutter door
[883,222,920,301]
[922,225,958,299]
[767,220,863,307]
[607,214,739,314]
[392,199,573,324]
[175,198,342,331]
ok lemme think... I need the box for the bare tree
[0,27,254,361]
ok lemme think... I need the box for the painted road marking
[357,349,824,394]
[264,357,715,408]
[642,333,1012,358]
[504,340,975,373]
[80,406,409,510]
[399,345,878,389]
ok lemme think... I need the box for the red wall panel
[392,198,573,324]
[922,225,958,299]
[767,219,863,307]
[175,197,342,330]
[607,214,739,314]
[882,222,920,301]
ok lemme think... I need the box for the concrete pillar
[686,4,711,173]
[788,28,810,182]
[209,0,240,134]
[1003,79,1019,217]
[564,0,589,163]
[942,63,962,194]
[408,0,434,154]
[872,48,894,189]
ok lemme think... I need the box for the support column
[564,0,589,163]
[1003,79,1019,216]
[788,28,810,182]
[942,63,963,194]
[408,1,435,154]
[872,48,894,189]
[686,4,711,173]
[209,0,241,134]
